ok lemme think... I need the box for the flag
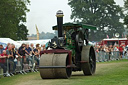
[125,35,126,38]
[122,34,124,38]
[107,35,109,39]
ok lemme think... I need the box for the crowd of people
[1,42,128,77]
[94,43,128,62]
[0,43,45,77]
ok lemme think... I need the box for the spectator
[98,45,102,62]
[30,43,35,56]
[30,43,35,51]
[25,44,33,66]
[113,45,119,60]
[125,45,128,59]
[101,45,106,61]
[123,45,127,59]
[119,44,124,59]
[0,50,7,76]
[6,44,15,75]
[18,44,26,69]
[12,44,18,72]
[41,45,45,51]
[5,43,11,50]
[95,45,99,62]
[105,46,110,61]
[108,45,113,60]
[0,45,4,54]
[33,44,40,65]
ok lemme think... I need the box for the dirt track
[15,61,128,85]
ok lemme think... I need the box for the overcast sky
[26,0,124,35]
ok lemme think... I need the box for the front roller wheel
[39,53,72,79]
[81,45,96,75]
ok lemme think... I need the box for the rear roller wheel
[39,53,72,79]
[81,45,96,75]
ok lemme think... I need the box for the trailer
[98,38,128,46]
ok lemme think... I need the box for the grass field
[0,59,128,85]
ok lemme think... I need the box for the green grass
[0,72,38,85]
[0,60,128,85]
[97,59,128,64]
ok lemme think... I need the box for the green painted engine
[39,10,97,79]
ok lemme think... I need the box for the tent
[0,38,21,48]
[16,39,50,47]
[0,42,7,48]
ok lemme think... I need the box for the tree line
[1,0,128,41]
[68,0,128,41]
[29,31,57,39]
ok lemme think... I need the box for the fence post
[105,52,109,61]
[6,58,11,77]
[116,51,119,60]
[0,66,3,77]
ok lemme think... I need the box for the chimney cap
[56,10,64,17]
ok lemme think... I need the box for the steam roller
[39,10,97,79]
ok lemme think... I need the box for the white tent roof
[0,38,21,48]
[16,39,50,47]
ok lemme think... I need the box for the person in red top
[119,45,124,59]
[0,50,8,74]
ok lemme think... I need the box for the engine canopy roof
[52,22,97,31]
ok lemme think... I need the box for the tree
[0,0,30,40]
[29,31,57,39]
[124,0,128,28]
[17,24,28,40]
[68,0,124,41]
[39,31,57,39]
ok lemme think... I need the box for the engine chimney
[56,10,64,37]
